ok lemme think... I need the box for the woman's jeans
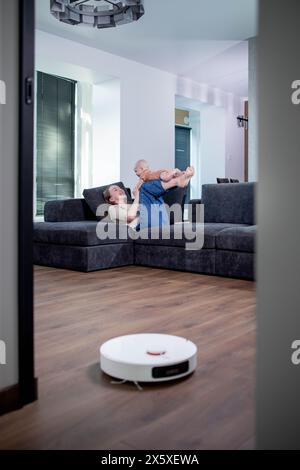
[138,180,169,231]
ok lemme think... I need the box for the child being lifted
[134,159,192,184]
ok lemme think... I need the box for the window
[36,72,76,216]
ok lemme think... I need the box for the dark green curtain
[36,72,76,216]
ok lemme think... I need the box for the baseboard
[0,378,38,416]
[0,384,21,416]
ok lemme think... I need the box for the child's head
[134,159,149,177]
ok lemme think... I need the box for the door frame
[18,0,37,408]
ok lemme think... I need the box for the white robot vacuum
[100,334,197,383]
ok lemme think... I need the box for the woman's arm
[127,183,141,222]
[108,188,140,224]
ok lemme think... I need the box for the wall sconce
[237,115,248,130]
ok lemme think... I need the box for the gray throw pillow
[83,182,132,220]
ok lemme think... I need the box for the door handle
[25,77,33,105]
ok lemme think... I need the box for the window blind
[36,72,76,216]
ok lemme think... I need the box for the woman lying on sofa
[103,167,194,231]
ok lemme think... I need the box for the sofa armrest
[188,199,202,223]
[44,199,96,222]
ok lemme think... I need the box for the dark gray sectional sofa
[34,182,256,280]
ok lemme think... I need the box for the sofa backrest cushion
[44,198,96,222]
[83,182,133,220]
[163,187,186,224]
[201,182,255,225]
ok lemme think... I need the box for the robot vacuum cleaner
[100,334,197,383]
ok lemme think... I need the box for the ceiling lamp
[50,0,145,29]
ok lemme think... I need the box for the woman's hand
[128,180,142,222]
[133,179,143,199]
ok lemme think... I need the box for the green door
[175,125,191,201]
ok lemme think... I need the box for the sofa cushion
[216,225,256,253]
[202,183,255,225]
[215,251,255,280]
[135,245,216,275]
[134,223,248,249]
[44,198,96,222]
[34,243,134,272]
[163,187,186,224]
[34,221,133,247]
[83,182,132,220]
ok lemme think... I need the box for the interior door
[175,125,191,201]
[19,0,37,409]
[244,100,249,182]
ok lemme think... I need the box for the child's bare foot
[185,166,195,177]
[173,169,184,178]
[177,166,195,188]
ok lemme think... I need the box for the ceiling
[36,0,258,97]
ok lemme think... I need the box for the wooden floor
[0,266,256,450]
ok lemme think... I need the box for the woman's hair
[103,187,112,204]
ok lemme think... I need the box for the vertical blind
[36,72,76,216]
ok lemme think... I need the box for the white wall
[75,82,93,196]
[93,79,120,187]
[176,95,238,196]
[36,31,247,193]
[177,76,243,110]
[176,80,245,191]
[225,96,245,181]
[189,110,201,200]
[120,70,175,188]
[36,30,176,191]
[0,0,19,389]
[248,37,258,181]
[200,106,226,187]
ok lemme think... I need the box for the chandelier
[50,0,145,29]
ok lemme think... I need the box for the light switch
[0,80,6,105]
